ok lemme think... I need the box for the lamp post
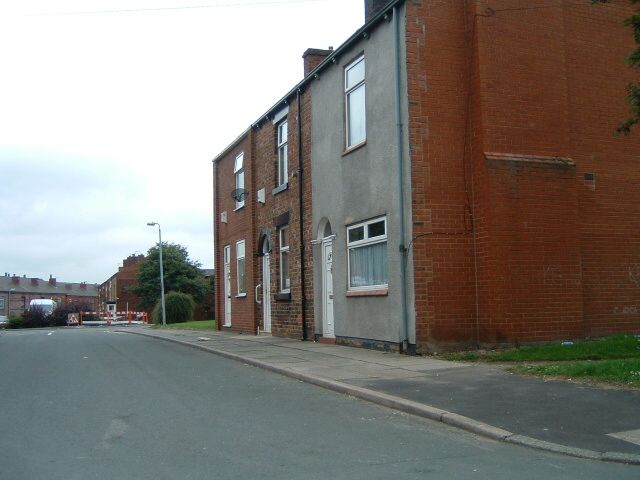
[147,222,167,326]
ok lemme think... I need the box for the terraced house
[213,0,640,352]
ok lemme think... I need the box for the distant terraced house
[0,273,98,318]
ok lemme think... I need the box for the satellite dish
[231,188,248,202]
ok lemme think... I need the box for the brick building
[214,0,640,351]
[98,254,145,314]
[99,255,214,320]
[0,274,98,318]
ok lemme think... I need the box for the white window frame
[0,297,4,309]
[345,55,366,149]
[277,120,288,187]
[279,226,290,293]
[347,216,388,291]
[234,152,245,210]
[236,239,246,296]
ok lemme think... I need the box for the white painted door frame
[223,245,231,327]
[322,239,335,338]
[262,253,271,333]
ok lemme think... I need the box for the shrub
[152,291,195,324]
[7,315,25,329]
[21,307,50,328]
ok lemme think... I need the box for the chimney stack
[302,48,333,77]
[11,275,19,285]
[364,0,389,23]
[49,275,57,287]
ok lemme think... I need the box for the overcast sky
[0,0,363,284]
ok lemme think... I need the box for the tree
[131,242,210,310]
[595,0,640,134]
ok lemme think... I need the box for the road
[0,328,637,479]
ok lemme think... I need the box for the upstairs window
[279,226,290,293]
[277,120,288,187]
[345,55,366,149]
[236,240,246,295]
[347,217,387,290]
[234,152,245,210]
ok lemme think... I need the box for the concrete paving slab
[243,354,309,364]
[281,355,365,368]
[234,350,287,359]
[366,357,465,368]
[264,357,309,365]
[287,365,382,381]
[367,368,434,380]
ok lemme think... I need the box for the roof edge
[250,0,403,128]
[212,127,251,164]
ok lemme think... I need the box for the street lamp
[147,222,167,326]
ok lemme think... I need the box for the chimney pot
[302,48,332,77]
[364,0,389,23]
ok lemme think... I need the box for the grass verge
[443,335,640,388]
[513,358,640,388]
[444,335,640,362]
[151,320,216,330]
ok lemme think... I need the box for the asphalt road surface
[0,328,637,479]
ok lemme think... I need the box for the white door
[223,245,231,327]
[322,240,335,338]
[262,253,271,333]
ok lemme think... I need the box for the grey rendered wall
[311,4,414,344]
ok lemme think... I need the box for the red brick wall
[563,2,640,337]
[408,0,640,350]
[252,90,314,339]
[406,0,477,350]
[480,155,583,343]
[214,133,257,334]
[98,255,145,313]
[116,255,144,312]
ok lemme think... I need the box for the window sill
[236,293,247,298]
[272,183,288,196]
[345,288,388,298]
[342,139,367,157]
[275,292,291,302]
[234,204,245,212]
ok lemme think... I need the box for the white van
[29,299,57,316]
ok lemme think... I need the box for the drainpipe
[297,89,308,341]
[212,159,221,331]
[393,5,410,353]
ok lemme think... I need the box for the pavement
[119,326,640,465]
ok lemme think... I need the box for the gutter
[211,127,251,165]
[249,0,405,129]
